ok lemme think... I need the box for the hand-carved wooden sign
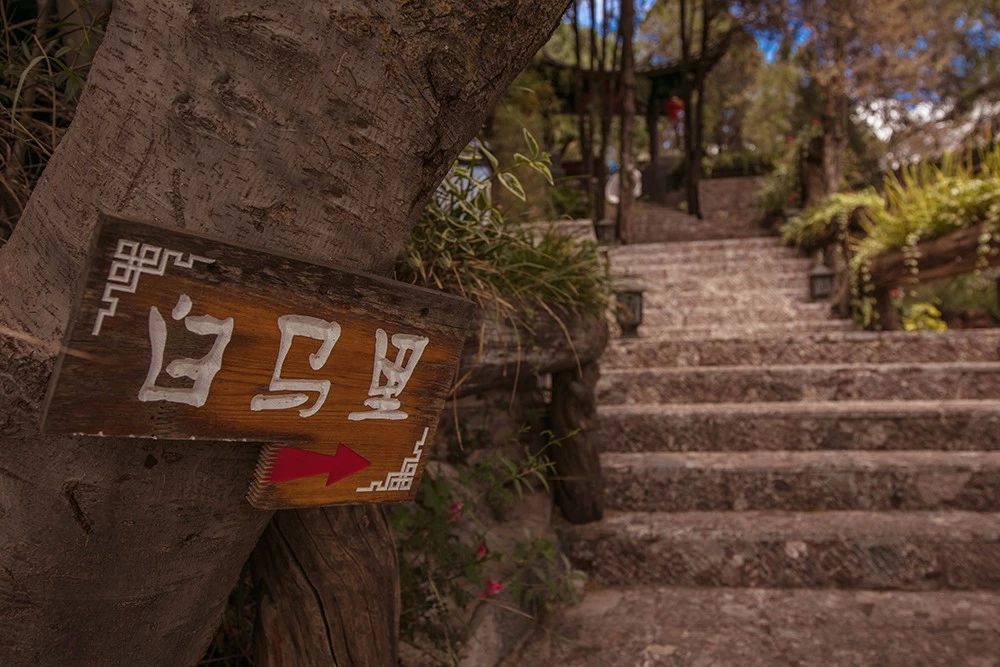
[43,215,474,509]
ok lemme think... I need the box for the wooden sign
[43,215,474,509]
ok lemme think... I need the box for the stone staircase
[513,235,1000,665]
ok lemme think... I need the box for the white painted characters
[250,315,342,418]
[348,329,428,421]
[138,294,234,407]
[137,299,429,420]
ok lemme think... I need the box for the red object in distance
[663,96,684,121]
[266,444,371,486]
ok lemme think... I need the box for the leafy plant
[702,150,776,178]
[398,131,610,328]
[2,3,107,244]
[757,123,821,215]
[779,190,884,250]
[852,144,1000,272]
[901,301,948,332]
[391,431,577,665]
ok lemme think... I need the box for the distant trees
[640,0,741,217]
[747,0,1000,203]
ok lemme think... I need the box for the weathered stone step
[603,329,1000,368]
[642,302,832,328]
[611,269,807,292]
[598,362,1000,404]
[511,587,1000,666]
[602,451,1000,511]
[642,287,808,306]
[629,319,855,340]
[564,510,1000,590]
[608,236,787,257]
[595,400,1000,452]
[612,256,810,278]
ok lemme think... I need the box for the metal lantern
[614,282,644,337]
[595,218,617,245]
[809,256,835,301]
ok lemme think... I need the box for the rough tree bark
[646,82,663,203]
[617,0,637,242]
[571,3,587,192]
[0,1,570,665]
[549,362,604,523]
[593,0,612,224]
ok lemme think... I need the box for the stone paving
[513,222,1000,665]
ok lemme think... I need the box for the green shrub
[756,124,821,215]
[702,150,776,178]
[545,179,591,219]
[399,131,610,326]
[779,190,884,250]
[901,301,948,332]
[391,436,578,663]
[852,145,1000,271]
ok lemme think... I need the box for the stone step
[628,319,855,340]
[598,362,1000,404]
[563,510,1000,590]
[602,329,1000,369]
[510,587,1000,666]
[608,236,787,256]
[641,303,833,328]
[642,287,809,306]
[612,270,809,293]
[611,256,810,278]
[595,400,1000,452]
[602,451,1000,512]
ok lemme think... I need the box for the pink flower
[475,542,489,560]
[889,288,901,299]
[480,579,504,599]
[449,500,463,522]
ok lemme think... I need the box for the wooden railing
[455,309,608,522]
[808,216,999,329]
[865,223,999,329]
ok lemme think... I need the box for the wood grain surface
[43,215,474,509]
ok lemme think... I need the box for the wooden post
[548,361,604,524]
[873,285,901,331]
[252,507,400,666]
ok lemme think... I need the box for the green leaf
[497,172,526,201]
[523,128,539,159]
[11,54,48,124]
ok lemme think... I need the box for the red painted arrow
[266,444,370,486]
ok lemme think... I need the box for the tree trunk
[617,0,637,242]
[821,83,847,196]
[0,1,570,665]
[252,507,399,666]
[681,85,701,218]
[594,0,611,224]
[549,362,604,524]
[646,83,662,203]
[692,74,707,215]
[571,2,593,212]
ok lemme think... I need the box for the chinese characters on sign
[43,216,474,509]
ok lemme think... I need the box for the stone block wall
[698,176,766,224]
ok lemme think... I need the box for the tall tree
[747,0,1000,202]
[642,0,737,217]
[617,0,638,240]
[0,1,569,664]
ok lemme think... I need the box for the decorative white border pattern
[356,427,429,493]
[92,239,214,336]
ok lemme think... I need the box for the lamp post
[595,218,617,245]
[809,254,835,301]
[614,281,644,337]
